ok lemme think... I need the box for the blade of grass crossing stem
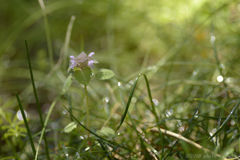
[15,93,36,157]
[208,100,240,141]
[216,109,224,146]
[35,93,62,160]
[25,40,50,160]
[98,139,112,160]
[119,91,156,159]
[142,74,159,122]
[63,105,113,142]
[117,74,159,130]
[63,105,136,155]
[100,138,135,159]
[223,98,240,132]
[116,76,138,131]
[127,112,154,159]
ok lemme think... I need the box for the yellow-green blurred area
[1,1,239,91]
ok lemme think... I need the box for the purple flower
[69,52,98,70]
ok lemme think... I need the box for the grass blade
[117,74,159,130]
[63,15,76,69]
[163,79,224,159]
[208,100,240,141]
[38,0,54,68]
[35,93,62,160]
[25,40,50,160]
[98,139,112,160]
[15,92,36,157]
[62,105,136,155]
[194,98,229,113]
[127,112,155,159]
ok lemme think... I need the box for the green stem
[84,85,90,139]
[15,93,36,157]
[25,40,50,160]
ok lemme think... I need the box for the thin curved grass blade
[208,100,240,141]
[15,92,36,157]
[117,74,159,130]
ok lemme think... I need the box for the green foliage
[1,115,27,140]
[74,67,92,86]
[96,127,116,138]
[95,69,115,80]
[62,121,77,133]
[1,0,240,159]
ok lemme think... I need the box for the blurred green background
[1,0,239,104]
[1,0,240,158]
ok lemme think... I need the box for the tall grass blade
[38,0,54,68]
[15,92,36,157]
[63,15,76,69]
[208,100,240,141]
[35,93,62,160]
[117,74,159,130]
[25,40,50,160]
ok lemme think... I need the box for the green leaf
[62,121,77,133]
[95,69,115,80]
[62,74,73,93]
[74,67,92,86]
[96,127,116,138]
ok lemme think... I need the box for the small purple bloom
[69,52,97,70]
[88,60,95,68]
[89,52,94,57]
[70,56,77,69]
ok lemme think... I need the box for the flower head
[69,52,97,70]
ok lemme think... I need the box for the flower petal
[76,52,87,63]
[89,52,94,57]
[77,52,87,59]
[70,55,75,59]
[70,60,77,69]
[88,60,95,68]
